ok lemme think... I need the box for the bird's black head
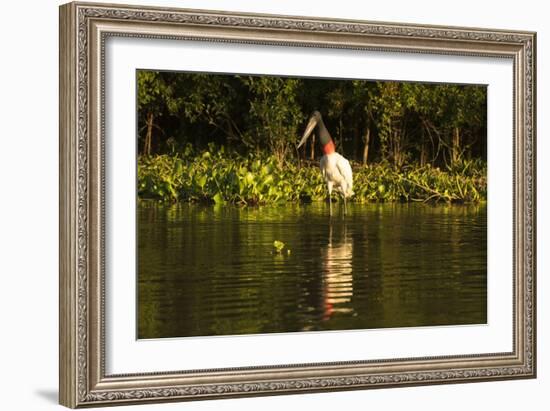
[297,110,331,149]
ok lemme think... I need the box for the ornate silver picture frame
[59,1,536,408]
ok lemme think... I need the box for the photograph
[136,71,488,339]
[57,2,536,407]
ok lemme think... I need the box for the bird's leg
[343,195,347,217]
[327,182,333,217]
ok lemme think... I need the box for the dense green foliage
[138,147,486,205]
[137,71,486,168]
[137,71,487,204]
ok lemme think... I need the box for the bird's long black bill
[297,117,318,149]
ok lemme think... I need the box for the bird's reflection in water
[321,221,354,321]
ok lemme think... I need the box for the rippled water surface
[138,202,486,339]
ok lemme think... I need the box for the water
[138,202,487,339]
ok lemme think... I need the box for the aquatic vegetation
[273,241,285,253]
[138,147,486,205]
[272,240,291,255]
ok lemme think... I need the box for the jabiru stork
[297,111,354,216]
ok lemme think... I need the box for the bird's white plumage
[320,153,354,198]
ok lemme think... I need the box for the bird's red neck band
[322,140,336,155]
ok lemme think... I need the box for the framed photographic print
[59,1,537,408]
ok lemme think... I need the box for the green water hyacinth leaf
[197,175,207,189]
[213,192,225,205]
[273,240,285,253]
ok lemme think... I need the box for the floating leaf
[273,240,285,253]
[213,192,225,205]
